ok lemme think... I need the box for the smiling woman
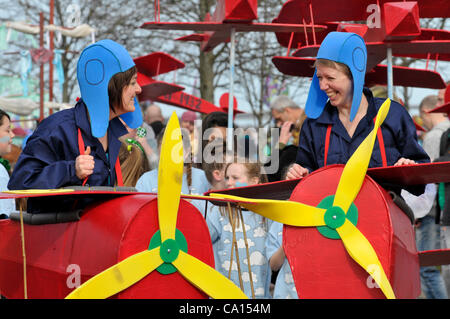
[8,39,143,214]
[108,67,141,116]
[286,32,430,196]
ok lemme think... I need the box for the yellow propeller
[66,112,247,299]
[210,99,396,299]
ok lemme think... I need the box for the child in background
[265,168,299,299]
[206,158,272,298]
[266,222,299,298]
[0,110,16,219]
[135,127,210,213]
[202,141,229,192]
[118,139,151,187]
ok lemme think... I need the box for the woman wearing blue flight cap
[286,32,429,182]
[8,39,143,212]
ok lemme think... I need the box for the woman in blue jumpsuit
[8,39,143,213]
[287,32,429,188]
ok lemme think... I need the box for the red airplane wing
[274,0,450,26]
[0,189,257,206]
[366,64,446,89]
[204,162,450,203]
[141,21,324,33]
[134,52,185,77]
[419,249,450,267]
[175,34,207,42]
[137,73,185,100]
[292,40,450,71]
[428,103,450,117]
[367,161,450,187]
[154,91,225,114]
[272,56,446,89]
[205,178,302,202]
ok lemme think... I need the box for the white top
[0,164,16,218]
[135,166,211,214]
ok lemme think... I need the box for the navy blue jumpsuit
[9,99,128,213]
[295,88,430,195]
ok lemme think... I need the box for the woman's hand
[285,163,309,180]
[75,146,95,180]
[394,157,416,166]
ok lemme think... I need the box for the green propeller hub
[324,206,346,229]
[316,195,358,240]
[160,239,180,263]
[149,229,188,274]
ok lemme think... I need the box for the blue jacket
[8,99,127,189]
[296,88,430,170]
[9,100,127,190]
[296,88,430,195]
[8,100,128,213]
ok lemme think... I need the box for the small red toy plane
[134,52,229,114]
[272,0,450,69]
[271,56,447,90]
[140,0,326,52]
[270,0,449,90]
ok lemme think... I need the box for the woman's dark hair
[0,109,11,126]
[108,66,137,112]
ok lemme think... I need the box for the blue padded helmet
[77,39,142,138]
[305,32,367,122]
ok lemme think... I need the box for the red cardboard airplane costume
[1,0,450,300]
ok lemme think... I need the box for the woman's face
[119,73,141,115]
[225,163,259,188]
[0,116,14,156]
[316,63,353,110]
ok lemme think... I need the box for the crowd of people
[0,34,449,299]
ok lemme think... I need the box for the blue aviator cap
[77,39,143,138]
[305,32,367,121]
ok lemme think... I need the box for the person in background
[436,82,450,297]
[417,94,450,299]
[143,103,165,135]
[202,141,229,192]
[0,109,16,219]
[270,95,306,149]
[135,127,210,213]
[180,110,198,160]
[266,221,298,299]
[119,118,158,170]
[196,111,229,166]
[118,139,151,188]
[206,159,272,299]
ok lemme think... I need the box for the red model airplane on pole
[134,51,241,114]
[140,0,326,52]
[271,0,450,95]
